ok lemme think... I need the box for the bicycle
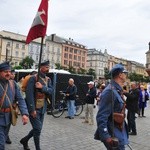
[51,91,84,118]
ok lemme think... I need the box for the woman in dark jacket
[139,85,149,117]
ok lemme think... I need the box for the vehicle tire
[51,101,65,118]
[75,101,83,116]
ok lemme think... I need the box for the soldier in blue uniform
[0,62,29,150]
[95,64,129,150]
[20,60,53,150]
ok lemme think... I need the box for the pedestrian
[83,81,96,125]
[0,62,29,150]
[20,60,53,150]
[96,83,105,109]
[139,85,149,117]
[123,82,140,136]
[95,64,129,150]
[5,69,16,144]
[65,78,77,119]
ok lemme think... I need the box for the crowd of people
[94,64,150,150]
[0,60,150,150]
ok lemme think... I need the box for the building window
[22,52,25,58]
[82,63,85,68]
[57,48,60,54]
[64,60,68,65]
[78,56,81,61]
[90,62,92,67]
[69,54,72,59]
[36,55,38,61]
[70,48,73,53]
[82,57,85,61]
[74,55,77,60]
[74,49,77,54]
[78,50,81,55]
[16,43,19,49]
[36,49,39,54]
[15,51,19,57]
[69,61,72,66]
[22,44,25,50]
[65,47,68,52]
[7,42,11,47]
[64,53,68,58]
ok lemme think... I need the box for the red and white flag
[26,0,49,44]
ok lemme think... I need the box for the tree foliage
[104,67,111,79]
[128,72,150,82]
[19,56,34,69]
[87,68,96,79]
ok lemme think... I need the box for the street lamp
[6,44,8,61]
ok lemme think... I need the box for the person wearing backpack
[0,62,29,150]
[20,60,53,150]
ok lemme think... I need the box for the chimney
[51,34,56,41]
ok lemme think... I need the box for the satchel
[113,113,124,124]
[35,92,45,109]
[11,106,18,126]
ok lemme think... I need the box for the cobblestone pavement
[5,102,150,150]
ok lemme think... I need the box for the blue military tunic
[25,72,53,114]
[0,79,28,126]
[0,79,28,150]
[24,72,53,150]
[96,80,128,148]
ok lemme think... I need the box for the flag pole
[37,37,44,81]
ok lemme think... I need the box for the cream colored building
[28,38,46,68]
[0,30,48,68]
[45,35,62,69]
[0,30,28,66]
[127,61,148,76]
[87,49,108,78]
[107,54,128,71]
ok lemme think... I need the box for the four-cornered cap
[40,60,50,66]
[87,81,94,85]
[110,64,128,74]
[0,61,11,71]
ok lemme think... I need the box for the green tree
[55,63,63,69]
[104,67,111,79]
[128,72,147,82]
[19,56,34,69]
[13,65,23,69]
[77,68,87,75]
[87,68,96,79]
[68,66,76,74]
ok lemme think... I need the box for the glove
[105,137,119,149]
[105,138,113,146]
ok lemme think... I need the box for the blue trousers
[24,111,44,150]
[67,100,75,117]
[0,125,8,150]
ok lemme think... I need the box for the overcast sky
[1,0,150,65]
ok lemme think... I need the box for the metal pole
[37,37,44,81]
[6,47,8,61]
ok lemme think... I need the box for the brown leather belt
[0,108,11,113]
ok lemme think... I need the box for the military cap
[110,64,128,77]
[40,60,50,66]
[0,61,11,71]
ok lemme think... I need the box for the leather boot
[6,136,12,144]
[20,137,30,150]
